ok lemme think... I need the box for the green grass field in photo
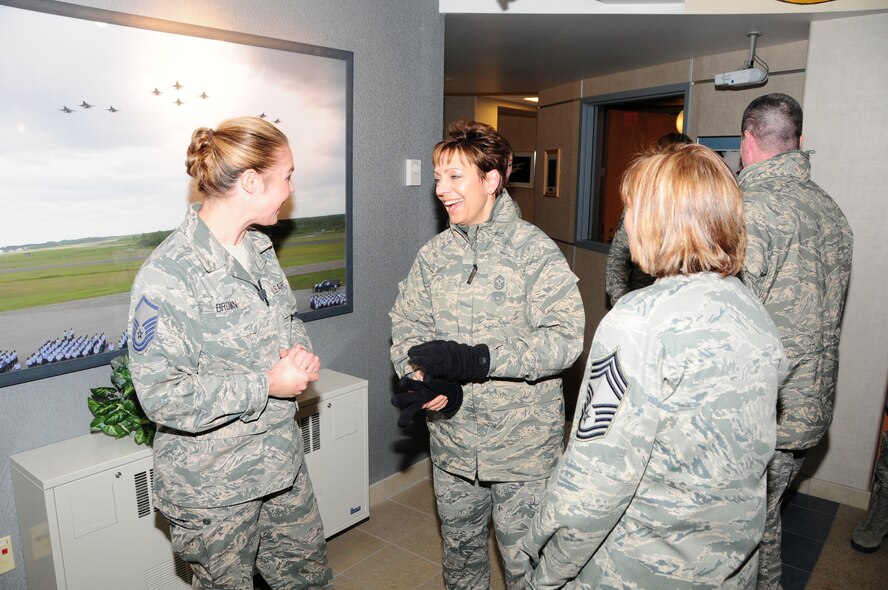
[0,220,346,312]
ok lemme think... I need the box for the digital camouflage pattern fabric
[740,150,853,452]
[522,273,786,589]
[604,213,655,306]
[129,204,313,508]
[390,192,585,482]
[434,465,548,590]
[157,463,331,589]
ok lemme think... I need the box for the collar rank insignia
[576,349,628,441]
[132,295,159,352]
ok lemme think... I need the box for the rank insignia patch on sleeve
[132,295,159,352]
[576,349,628,440]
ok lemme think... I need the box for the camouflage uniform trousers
[158,462,332,590]
[433,465,548,590]
[756,449,806,590]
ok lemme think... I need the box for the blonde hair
[620,144,745,277]
[185,116,288,199]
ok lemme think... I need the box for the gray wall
[0,1,443,588]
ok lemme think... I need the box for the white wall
[797,13,888,506]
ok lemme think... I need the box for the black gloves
[408,340,490,383]
[391,375,463,427]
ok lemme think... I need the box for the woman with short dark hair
[390,120,585,589]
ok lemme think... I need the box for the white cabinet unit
[297,369,370,536]
[10,369,368,590]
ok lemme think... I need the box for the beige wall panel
[535,101,580,243]
[692,40,808,82]
[559,244,609,416]
[797,13,888,496]
[499,111,538,223]
[687,72,806,139]
[572,246,609,384]
[581,59,690,97]
[540,81,582,106]
[475,96,502,127]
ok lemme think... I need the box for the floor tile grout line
[331,541,395,579]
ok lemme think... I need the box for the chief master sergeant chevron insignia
[131,295,159,353]
[576,349,628,440]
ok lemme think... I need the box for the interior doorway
[576,85,688,248]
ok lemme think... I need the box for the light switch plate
[405,159,421,186]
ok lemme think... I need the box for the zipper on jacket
[467,264,477,284]
[256,279,269,306]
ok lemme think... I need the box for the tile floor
[322,478,886,590]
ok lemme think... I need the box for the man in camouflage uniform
[738,93,853,589]
[604,214,654,306]
[391,184,585,589]
[522,272,785,589]
[129,203,332,589]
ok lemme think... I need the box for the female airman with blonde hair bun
[128,115,332,589]
[523,143,787,589]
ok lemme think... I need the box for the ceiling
[442,5,887,95]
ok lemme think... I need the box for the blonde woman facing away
[522,144,787,589]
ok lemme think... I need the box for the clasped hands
[268,344,320,399]
[391,340,490,427]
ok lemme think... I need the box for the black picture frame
[544,149,561,197]
[0,0,353,387]
[506,151,535,189]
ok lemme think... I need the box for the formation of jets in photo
[59,81,282,123]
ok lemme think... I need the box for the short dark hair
[432,121,512,196]
[741,93,802,153]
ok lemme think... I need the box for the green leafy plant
[88,354,155,446]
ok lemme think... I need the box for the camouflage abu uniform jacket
[522,274,786,589]
[390,192,585,482]
[129,203,311,508]
[740,150,853,451]
[604,213,654,306]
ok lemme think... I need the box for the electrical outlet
[0,535,15,574]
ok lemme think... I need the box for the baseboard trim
[793,475,871,509]
[369,458,432,506]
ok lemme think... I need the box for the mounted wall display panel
[543,149,561,197]
[0,0,353,386]
[507,151,535,189]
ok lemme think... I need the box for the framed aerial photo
[0,0,353,386]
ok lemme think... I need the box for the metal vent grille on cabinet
[134,470,152,518]
[145,555,192,590]
[300,412,321,454]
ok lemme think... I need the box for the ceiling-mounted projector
[715,31,770,89]
[715,67,768,87]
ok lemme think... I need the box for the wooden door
[600,110,678,242]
